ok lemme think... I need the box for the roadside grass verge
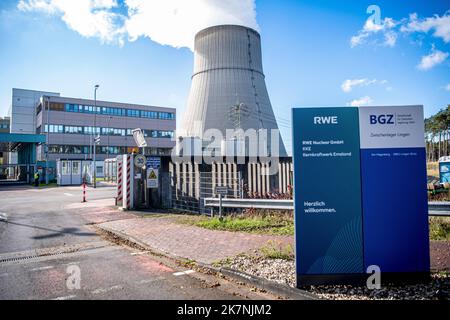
[177,211,294,236]
[37,182,58,188]
[429,217,450,241]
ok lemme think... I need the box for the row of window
[0,124,9,129]
[45,102,175,120]
[49,145,133,155]
[43,124,174,138]
[48,145,171,156]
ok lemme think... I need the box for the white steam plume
[17,0,259,51]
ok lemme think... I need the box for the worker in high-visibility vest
[34,171,40,187]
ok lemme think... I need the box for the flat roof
[43,95,176,113]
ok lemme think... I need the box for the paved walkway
[97,213,450,271]
[98,216,292,264]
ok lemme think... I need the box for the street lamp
[45,96,50,185]
[93,84,100,188]
[107,116,112,159]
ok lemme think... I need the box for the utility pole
[93,84,99,188]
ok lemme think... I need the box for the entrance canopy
[0,133,46,152]
[0,133,46,164]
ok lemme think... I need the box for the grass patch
[178,213,294,235]
[36,182,58,189]
[259,240,294,260]
[429,217,450,241]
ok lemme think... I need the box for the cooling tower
[181,25,287,157]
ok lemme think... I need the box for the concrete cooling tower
[181,24,287,157]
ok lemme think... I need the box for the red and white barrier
[126,155,131,209]
[82,181,86,203]
[122,154,134,210]
[116,156,123,206]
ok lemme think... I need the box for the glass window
[62,161,70,175]
[72,161,80,174]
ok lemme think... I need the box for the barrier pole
[82,181,87,203]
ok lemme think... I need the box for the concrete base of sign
[297,272,431,287]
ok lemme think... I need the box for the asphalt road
[0,185,275,300]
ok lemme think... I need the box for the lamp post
[45,96,50,185]
[93,84,99,188]
[107,116,112,159]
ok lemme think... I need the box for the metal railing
[204,198,450,216]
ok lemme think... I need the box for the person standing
[34,170,40,187]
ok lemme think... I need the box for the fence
[170,162,243,214]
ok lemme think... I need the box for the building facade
[0,117,10,165]
[35,94,176,162]
[0,117,10,133]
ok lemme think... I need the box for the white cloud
[347,96,373,107]
[417,47,449,71]
[18,0,125,45]
[401,11,450,43]
[341,78,387,92]
[351,17,398,48]
[445,84,450,91]
[17,0,259,51]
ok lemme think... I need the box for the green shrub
[429,217,450,241]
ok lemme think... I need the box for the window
[62,161,70,175]
[127,109,140,117]
[49,103,64,111]
[72,162,80,175]
[159,112,174,120]
[141,111,158,119]
[65,126,83,134]
[160,131,174,138]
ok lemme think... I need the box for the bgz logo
[370,114,394,125]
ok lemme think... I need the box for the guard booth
[57,159,95,186]
[104,158,117,182]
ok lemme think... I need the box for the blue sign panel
[292,107,364,281]
[358,106,429,273]
[292,105,430,286]
[439,162,450,183]
[146,157,161,169]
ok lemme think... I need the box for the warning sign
[147,169,159,189]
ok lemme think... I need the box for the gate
[170,162,243,215]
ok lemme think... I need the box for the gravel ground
[221,253,450,300]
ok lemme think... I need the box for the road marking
[92,285,122,295]
[52,295,77,300]
[173,270,195,277]
[31,266,54,272]
[137,277,165,285]
[64,193,74,197]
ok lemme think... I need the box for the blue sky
[0,0,449,155]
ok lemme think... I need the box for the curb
[96,224,319,300]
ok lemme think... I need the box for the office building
[35,93,176,162]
